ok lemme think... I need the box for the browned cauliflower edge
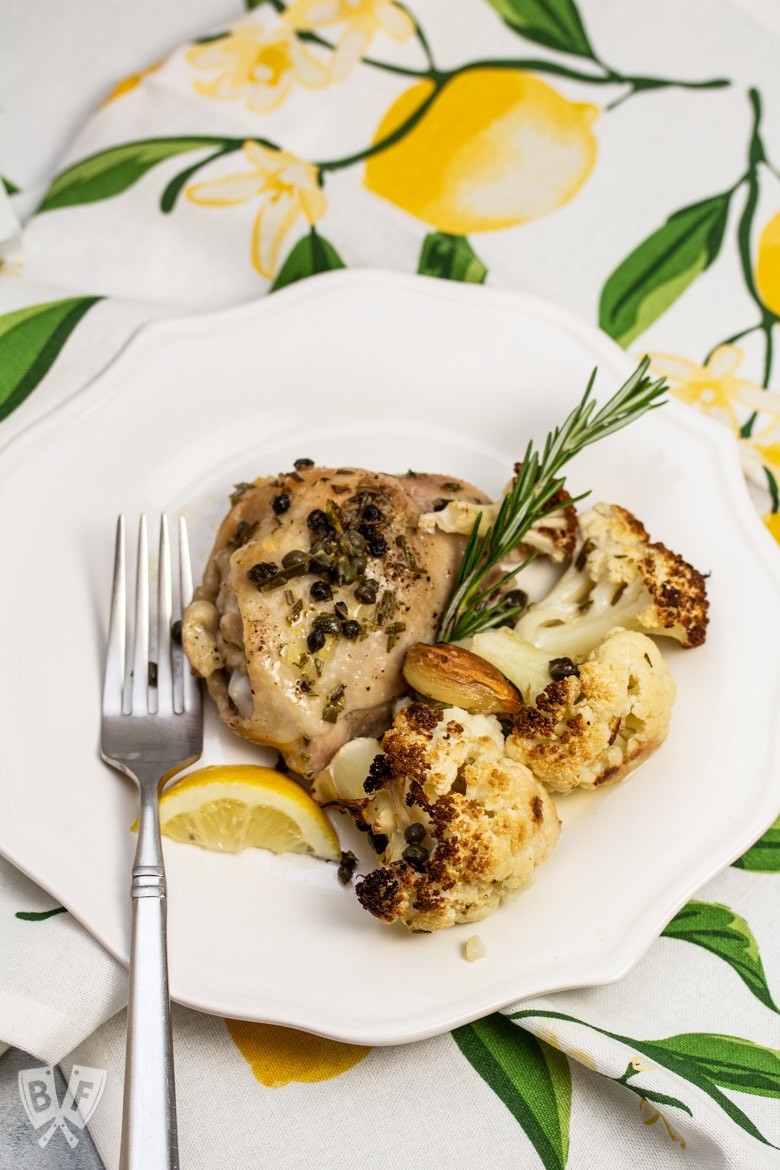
[315,702,560,932]
[419,480,578,563]
[513,502,709,660]
[504,628,676,792]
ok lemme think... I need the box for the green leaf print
[453,1014,570,1170]
[0,297,101,421]
[484,0,595,59]
[511,1009,780,1148]
[617,1061,693,1116]
[38,137,236,212]
[599,193,731,348]
[417,233,488,284]
[640,1032,780,1098]
[662,900,778,1013]
[2,176,20,196]
[733,815,780,872]
[270,228,346,292]
[15,907,67,921]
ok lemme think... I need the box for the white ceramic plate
[1,270,779,1045]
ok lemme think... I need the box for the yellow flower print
[649,346,780,486]
[225,1019,370,1087]
[186,142,327,278]
[102,59,164,106]
[629,1055,656,1074]
[186,23,329,113]
[0,258,24,278]
[648,345,758,433]
[284,0,416,81]
[639,1099,686,1149]
[741,406,780,486]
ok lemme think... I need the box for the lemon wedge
[157,764,340,861]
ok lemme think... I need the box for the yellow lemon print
[226,1019,370,1087]
[364,68,598,234]
[756,211,780,316]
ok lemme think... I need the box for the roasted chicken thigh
[182,462,485,777]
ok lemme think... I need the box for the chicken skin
[182,461,485,778]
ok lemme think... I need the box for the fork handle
[120,803,179,1170]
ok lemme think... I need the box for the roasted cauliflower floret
[320,702,560,932]
[513,502,709,660]
[419,480,577,564]
[504,629,676,792]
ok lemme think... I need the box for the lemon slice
[158,764,340,861]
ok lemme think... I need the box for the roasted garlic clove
[402,642,522,716]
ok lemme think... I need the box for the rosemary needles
[437,357,668,643]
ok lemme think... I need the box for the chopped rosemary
[230,482,254,506]
[385,621,407,651]
[375,589,397,626]
[230,519,258,547]
[437,357,667,643]
[322,683,346,723]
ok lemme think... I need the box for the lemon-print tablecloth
[3,1,780,1167]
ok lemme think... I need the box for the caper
[362,503,383,523]
[272,492,291,515]
[246,561,279,583]
[402,844,429,870]
[367,832,388,854]
[337,851,358,884]
[282,549,308,568]
[307,628,326,653]
[354,578,379,604]
[307,508,333,538]
[342,620,361,640]
[403,822,426,844]
[334,600,349,620]
[310,580,332,602]
[548,656,580,680]
[341,529,367,555]
[309,553,332,576]
[367,534,388,557]
[312,614,342,636]
[294,457,314,470]
[503,588,528,609]
[333,557,357,585]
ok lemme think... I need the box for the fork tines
[103,514,200,719]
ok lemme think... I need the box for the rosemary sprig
[437,356,668,643]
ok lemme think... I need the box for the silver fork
[101,515,203,1170]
